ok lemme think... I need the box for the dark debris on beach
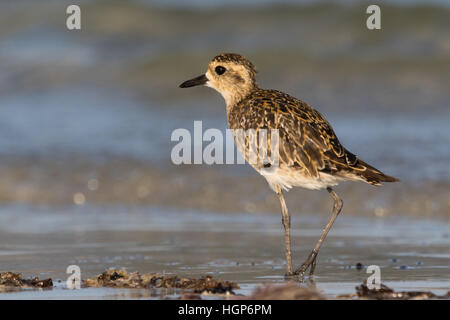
[84,269,239,294]
[338,282,450,300]
[1,270,449,300]
[0,272,53,291]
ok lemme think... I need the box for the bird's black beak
[179,74,208,88]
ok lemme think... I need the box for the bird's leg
[276,186,294,276]
[294,187,343,277]
[309,257,317,276]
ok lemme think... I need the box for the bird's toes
[283,271,297,281]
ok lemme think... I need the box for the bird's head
[179,53,257,107]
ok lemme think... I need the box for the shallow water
[0,206,448,299]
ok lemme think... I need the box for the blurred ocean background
[0,0,449,219]
[0,0,449,298]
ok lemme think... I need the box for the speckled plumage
[227,87,398,191]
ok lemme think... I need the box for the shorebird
[179,53,398,278]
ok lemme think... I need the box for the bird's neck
[223,83,258,113]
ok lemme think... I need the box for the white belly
[258,166,343,192]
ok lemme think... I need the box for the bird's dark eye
[215,66,226,75]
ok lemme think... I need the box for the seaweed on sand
[0,272,53,291]
[84,269,239,294]
[346,282,450,300]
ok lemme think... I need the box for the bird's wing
[279,93,367,177]
[229,89,367,178]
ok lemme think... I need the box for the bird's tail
[357,159,399,186]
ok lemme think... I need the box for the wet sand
[0,206,448,299]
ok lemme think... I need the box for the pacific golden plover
[179,53,398,278]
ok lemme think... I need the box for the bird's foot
[283,271,297,281]
[294,250,318,278]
